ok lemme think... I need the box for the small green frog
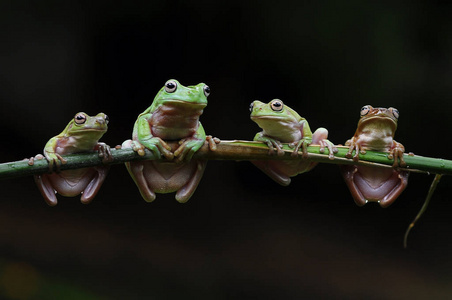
[341,105,409,207]
[123,79,217,203]
[250,99,336,186]
[33,112,111,206]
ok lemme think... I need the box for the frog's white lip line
[362,115,395,122]
[72,128,107,132]
[250,115,286,120]
[162,99,207,106]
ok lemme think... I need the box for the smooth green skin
[250,100,313,156]
[131,79,208,162]
[43,112,109,170]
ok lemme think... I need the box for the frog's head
[250,99,299,127]
[358,105,399,131]
[65,112,109,138]
[152,79,210,109]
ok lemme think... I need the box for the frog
[249,99,337,186]
[33,112,111,206]
[123,79,218,203]
[340,105,409,207]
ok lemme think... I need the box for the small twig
[403,174,443,248]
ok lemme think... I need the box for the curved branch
[0,140,451,180]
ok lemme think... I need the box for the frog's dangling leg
[175,160,207,203]
[34,174,58,206]
[126,161,157,202]
[80,166,110,204]
[251,161,291,186]
[340,165,367,206]
[378,171,409,208]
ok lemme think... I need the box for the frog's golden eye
[389,107,399,119]
[74,113,87,125]
[270,100,284,111]
[164,80,177,93]
[204,85,211,97]
[360,105,371,116]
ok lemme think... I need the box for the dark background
[0,1,451,298]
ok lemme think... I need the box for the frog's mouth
[359,116,397,130]
[162,99,207,108]
[251,115,296,124]
[71,127,107,134]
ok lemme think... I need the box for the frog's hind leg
[340,165,368,206]
[34,174,58,206]
[80,166,110,204]
[311,127,329,143]
[251,161,291,186]
[175,160,207,203]
[126,162,156,202]
[379,171,409,208]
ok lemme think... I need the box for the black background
[0,1,451,298]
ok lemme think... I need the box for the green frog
[123,79,217,203]
[250,99,336,186]
[33,112,111,206]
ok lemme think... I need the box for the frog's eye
[164,80,177,93]
[390,107,399,119]
[360,105,371,116]
[74,113,87,125]
[104,115,110,124]
[270,100,284,111]
[249,102,254,112]
[204,85,211,97]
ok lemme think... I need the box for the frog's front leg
[175,160,207,203]
[174,123,207,162]
[345,137,364,162]
[254,132,284,156]
[80,166,110,204]
[94,142,113,163]
[388,140,406,167]
[289,137,311,158]
[136,116,173,160]
[174,137,205,162]
[206,135,221,151]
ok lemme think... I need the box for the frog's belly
[45,168,97,197]
[139,160,199,193]
[353,166,399,201]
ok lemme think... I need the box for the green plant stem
[0,140,451,180]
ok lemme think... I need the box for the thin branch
[0,140,451,180]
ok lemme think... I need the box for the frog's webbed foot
[26,154,45,166]
[289,139,309,158]
[45,152,67,172]
[345,139,363,162]
[96,142,113,164]
[255,134,284,156]
[266,139,284,156]
[388,141,406,167]
[318,139,338,160]
[136,137,174,160]
[174,137,204,162]
[205,135,221,151]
